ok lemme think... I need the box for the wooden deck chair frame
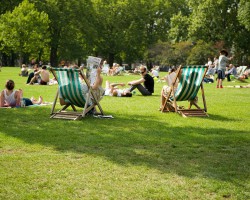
[50,67,104,120]
[161,65,208,117]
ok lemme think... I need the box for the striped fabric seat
[174,65,207,101]
[161,65,208,117]
[49,67,104,120]
[55,68,86,107]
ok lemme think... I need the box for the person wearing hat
[217,50,233,88]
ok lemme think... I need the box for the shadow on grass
[204,113,239,121]
[1,107,249,187]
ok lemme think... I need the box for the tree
[238,0,250,31]
[91,0,147,65]
[147,41,192,67]
[186,40,217,65]
[169,12,190,42]
[31,0,96,66]
[0,0,50,66]
[187,0,250,64]
[90,0,180,66]
[0,0,23,15]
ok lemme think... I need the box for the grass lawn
[0,67,249,199]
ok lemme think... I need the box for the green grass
[0,67,250,200]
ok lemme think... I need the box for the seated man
[128,66,154,96]
[28,65,50,85]
[226,64,237,81]
[26,64,39,84]
[104,81,132,97]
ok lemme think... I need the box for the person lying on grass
[0,80,43,108]
[104,81,132,97]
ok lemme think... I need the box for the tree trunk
[0,53,8,66]
[38,49,43,63]
[108,53,115,67]
[50,46,58,67]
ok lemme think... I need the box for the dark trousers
[227,74,232,81]
[26,72,34,84]
[23,98,33,106]
[129,84,152,96]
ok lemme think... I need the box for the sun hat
[220,49,228,56]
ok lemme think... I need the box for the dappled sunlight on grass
[0,67,250,199]
[1,107,249,186]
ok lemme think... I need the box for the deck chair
[234,66,247,81]
[102,64,110,75]
[113,66,125,76]
[161,65,208,117]
[49,67,104,120]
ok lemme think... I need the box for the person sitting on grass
[226,64,237,82]
[28,65,50,85]
[0,80,43,108]
[104,81,132,97]
[26,64,39,84]
[128,65,154,96]
[19,64,29,77]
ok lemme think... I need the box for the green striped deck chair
[50,67,104,120]
[161,65,208,117]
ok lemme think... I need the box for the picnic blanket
[0,102,52,109]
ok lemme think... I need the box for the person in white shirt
[104,81,132,97]
[206,58,215,76]
[0,80,43,107]
[217,50,233,88]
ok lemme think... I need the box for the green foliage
[0,0,23,14]
[187,40,217,65]
[0,0,50,63]
[148,41,192,66]
[0,0,250,66]
[169,12,190,42]
[29,0,96,65]
[238,0,250,31]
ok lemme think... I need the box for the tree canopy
[0,0,249,67]
[0,0,50,65]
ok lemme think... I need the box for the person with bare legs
[0,80,43,108]
[217,50,233,88]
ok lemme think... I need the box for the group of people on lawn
[0,64,51,107]
[0,62,155,108]
[205,50,249,87]
[1,49,249,109]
